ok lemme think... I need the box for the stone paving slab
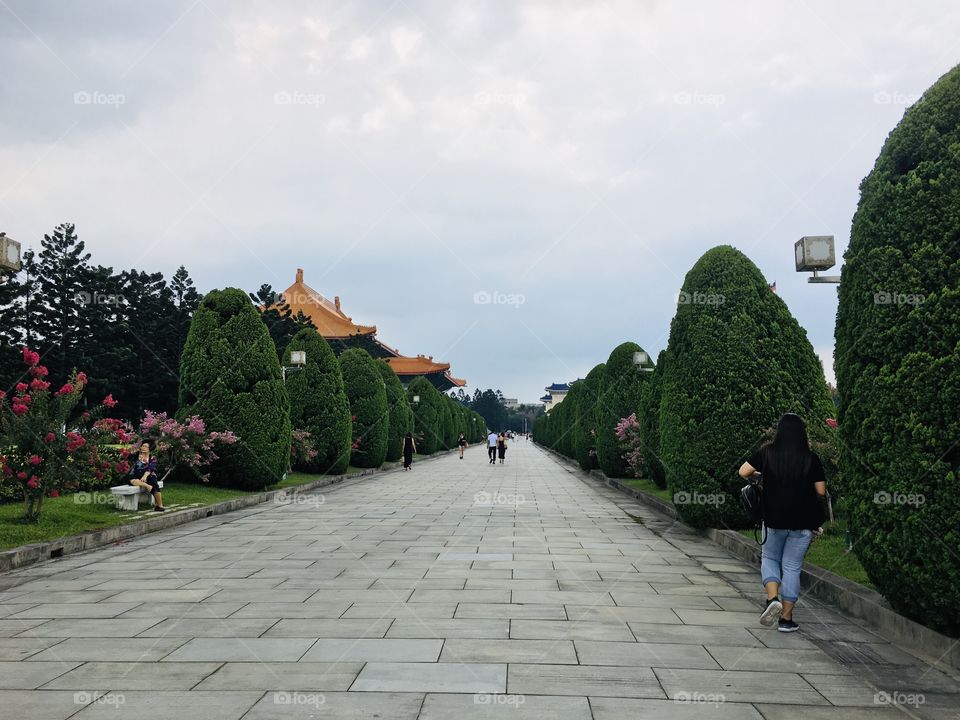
[2,441,957,719]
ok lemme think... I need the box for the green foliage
[595,342,653,478]
[338,348,389,468]
[179,288,291,490]
[575,363,605,471]
[283,328,352,474]
[835,64,960,636]
[639,350,668,489]
[660,246,833,528]
[377,361,412,462]
[407,376,443,454]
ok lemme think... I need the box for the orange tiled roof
[279,269,376,338]
[385,355,451,375]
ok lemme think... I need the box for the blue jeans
[761,527,813,603]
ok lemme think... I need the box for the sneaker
[154,506,166,512]
[777,618,800,633]
[759,597,783,626]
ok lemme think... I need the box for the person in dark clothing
[497,433,507,463]
[739,413,827,632]
[127,441,165,512]
[457,432,467,460]
[402,432,416,471]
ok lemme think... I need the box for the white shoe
[759,598,783,627]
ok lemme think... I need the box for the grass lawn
[620,477,674,503]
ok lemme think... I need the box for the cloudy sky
[2,1,958,402]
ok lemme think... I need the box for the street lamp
[0,234,22,272]
[795,235,841,284]
[412,395,420,404]
[633,350,654,372]
[282,350,306,381]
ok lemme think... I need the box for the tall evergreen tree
[250,283,314,360]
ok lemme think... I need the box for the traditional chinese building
[278,269,466,391]
[542,381,580,411]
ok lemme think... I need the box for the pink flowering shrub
[129,411,239,483]
[0,347,124,521]
[614,413,646,479]
[290,429,319,470]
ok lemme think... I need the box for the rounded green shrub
[440,396,456,450]
[407,376,442,454]
[639,350,668,488]
[338,348,389,468]
[575,363,605,471]
[283,328,352,474]
[660,246,834,528]
[595,342,653,478]
[835,64,960,636]
[179,288,291,490]
[376,361,413,462]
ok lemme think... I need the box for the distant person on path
[487,431,498,464]
[457,432,468,459]
[402,432,416,471]
[739,413,827,633]
[126,442,165,512]
[497,432,508,463]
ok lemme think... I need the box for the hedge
[575,363,605,471]
[338,348,389,468]
[284,328,352,474]
[377,360,413,462]
[595,342,653,478]
[659,246,834,528]
[639,349,668,488]
[835,63,960,636]
[178,288,291,490]
[407,376,442,455]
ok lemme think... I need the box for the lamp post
[282,350,306,382]
[633,350,654,372]
[795,235,841,284]
[0,234,22,272]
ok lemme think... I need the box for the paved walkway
[0,441,957,719]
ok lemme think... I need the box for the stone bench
[109,485,156,511]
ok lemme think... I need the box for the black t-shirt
[748,447,825,530]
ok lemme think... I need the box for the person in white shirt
[487,431,498,464]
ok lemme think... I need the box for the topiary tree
[639,350,668,488]
[439,396,456,450]
[575,363,605,471]
[407,376,442,454]
[595,342,653,478]
[377,360,412,462]
[179,288,291,490]
[835,64,960,636]
[660,246,834,528]
[282,328,351,474]
[338,348,388,468]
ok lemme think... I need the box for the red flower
[49,490,59,498]
[26,476,39,489]
[28,455,42,466]
[21,347,39,367]
[0,390,5,400]
[15,382,28,393]
[16,471,27,480]
[29,365,49,378]
[29,379,50,392]
[44,432,55,443]
[102,394,117,409]
[56,383,75,396]
[76,371,88,385]
[82,412,91,419]
[94,470,104,480]
[12,404,28,416]
[825,418,838,429]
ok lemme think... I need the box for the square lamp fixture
[0,234,22,272]
[795,236,836,272]
[633,351,649,366]
[289,350,306,366]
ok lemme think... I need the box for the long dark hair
[762,413,811,483]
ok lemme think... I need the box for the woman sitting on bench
[127,442,165,512]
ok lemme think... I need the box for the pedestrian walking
[738,413,827,633]
[402,432,416,471]
[487,430,498,464]
[497,432,507,463]
[457,432,467,459]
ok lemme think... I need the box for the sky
[2,1,959,403]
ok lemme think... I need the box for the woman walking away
[739,413,827,633]
[403,432,416,471]
[457,432,467,460]
[126,441,165,512]
[497,432,508,464]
